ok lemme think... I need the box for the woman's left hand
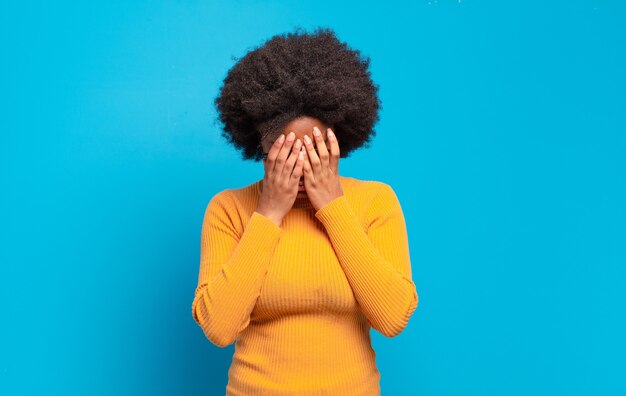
[302,126,344,211]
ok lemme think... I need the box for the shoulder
[341,175,395,200]
[338,176,402,221]
[207,179,257,211]
[204,189,236,219]
[203,182,259,232]
[344,177,405,224]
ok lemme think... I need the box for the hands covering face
[300,126,344,211]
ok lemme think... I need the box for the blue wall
[2,1,625,395]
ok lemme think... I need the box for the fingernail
[327,129,335,139]
[313,127,321,136]
[287,132,295,141]
[279,134,285,142]
[304,135,311,144]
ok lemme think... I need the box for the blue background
[2,1,625,395]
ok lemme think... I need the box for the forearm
[192,211,283,347]
[315,195,418,337]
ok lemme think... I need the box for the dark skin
[257,116,344,225]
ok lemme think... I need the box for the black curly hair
[213,26,382,162]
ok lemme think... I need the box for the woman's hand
[302,126,344,211]
[256,132,305,226]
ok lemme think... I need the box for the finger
[326,128,340,172]
[265,133,286,173]
[291,146,305,183]
[276,131,296,175]
[302,146,314,182]
[312,126,330,169]
[282,138,302,181]
[303,133,321,174]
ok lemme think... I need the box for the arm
[191,191,283,347]
[314,182,418,337]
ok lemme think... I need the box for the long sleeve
[314,182,418,337]
[191,191,284,347]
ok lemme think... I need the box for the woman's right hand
[255,131,305,226]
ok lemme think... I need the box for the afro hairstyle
[213,26,382,162]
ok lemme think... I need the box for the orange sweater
[191,175,418,395]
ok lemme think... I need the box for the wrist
[255,207,283,227]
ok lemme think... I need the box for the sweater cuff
[247,211,284,241]
[314,194,358,230]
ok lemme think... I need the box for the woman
[191,27,418,395]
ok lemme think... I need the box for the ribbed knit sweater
[191,175,419,395]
